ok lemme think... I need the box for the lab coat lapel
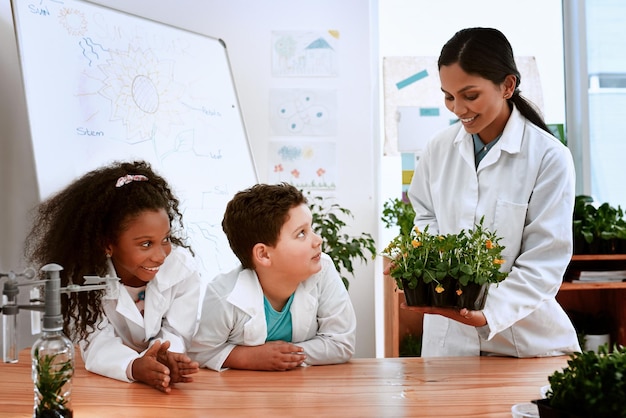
[106,257,144,327]
[227,270,267,343]
[478,106,524,171]
[142,282,167,339]
[455,129,476,169]
[115,286,144,327]
[290,282,316,342]
[228,270,265,317]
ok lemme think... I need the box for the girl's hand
[156,341,199,383]
[132,340,172,393]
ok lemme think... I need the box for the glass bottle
[2,274,19,363]
[2,295,19,363]
[31,264,74,418]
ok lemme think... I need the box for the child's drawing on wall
[272,30,339,77]
[270,88,337,136]
[268,141,336,190]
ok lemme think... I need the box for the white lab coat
[189,253,356,371]
[408,105,581,357]
[79,246,203,382]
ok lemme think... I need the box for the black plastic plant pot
[429,277,456,308]
[401,278,430,307]
[456,282,489,310]
[532,399,584,418]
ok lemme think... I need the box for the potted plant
[381,197,416,238]
[381,218,508,309]
[399,332,422,357]
[573,195,626,254]
[307,193,377,290]
[381,197,424,357]
[533,344,626,418]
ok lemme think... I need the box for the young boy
[189,183,356,371]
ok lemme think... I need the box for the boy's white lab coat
[189,253,356,371]
[408,105,581,357]
[79,246,202,382]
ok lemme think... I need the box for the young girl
[399,27,580,357]
[24,160,202,392]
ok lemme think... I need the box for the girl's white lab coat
[189,253,356,371]
[408,105,581,357]
[79,246,202,382]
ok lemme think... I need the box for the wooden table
[0,349,568,417]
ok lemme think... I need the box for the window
[565,0,626,209]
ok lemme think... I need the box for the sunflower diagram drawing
[60,6,185,145]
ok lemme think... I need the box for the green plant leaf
[307,192,377,290]
[381,217,508,291]
[547,345,626,417]
[34,350,73,415]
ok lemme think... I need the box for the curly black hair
[23,160,191,344]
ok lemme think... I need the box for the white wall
[379,0,565,123]
[0,0,379,358]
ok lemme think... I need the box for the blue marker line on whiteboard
[396,69,428,89]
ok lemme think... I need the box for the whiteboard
[11,0,258,281]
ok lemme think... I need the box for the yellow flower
[456,289,463,295]
[485,239,493,249]
[411,239,422,248]
[493,258,505,265]
[413,226,420,234]
[435,284,444,293]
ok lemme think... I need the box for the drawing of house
[305,38,335,74]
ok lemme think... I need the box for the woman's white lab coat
[79,246,203,382]
[408,105,581,357]
[189,253,356,371]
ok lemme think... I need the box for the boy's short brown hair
[222,183,306,269]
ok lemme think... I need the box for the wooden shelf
[560,281,626,291]
[560,253,626,347]
[571,253,626,261]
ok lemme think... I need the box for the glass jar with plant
[381,218,508,309]
[307,193,377,290]
[32,264,74,418]
[32,347,74,418]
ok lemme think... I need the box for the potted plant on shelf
[381,218,508,309]
[533,344,626,418]
[381,197,416,238]
[307,192,377,290]
[573,195,626,254]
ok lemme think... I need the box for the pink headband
[115,174,149,188]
